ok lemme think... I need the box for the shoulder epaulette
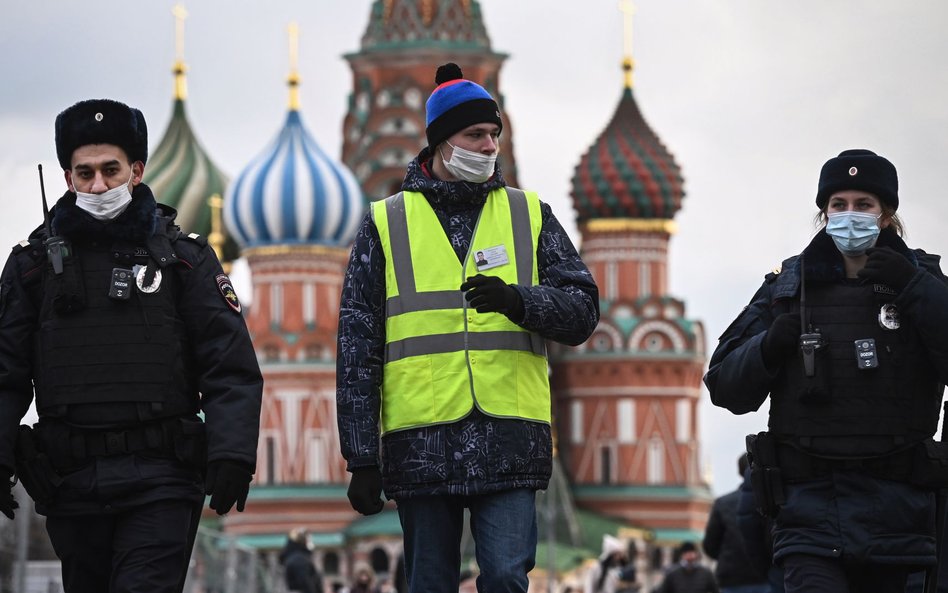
[174,231,208,248]
[764,264,782,284]
[12,237,43,256]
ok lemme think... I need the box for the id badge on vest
[473,244,509,272]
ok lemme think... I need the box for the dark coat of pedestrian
[703,454,769,592]
[655,542,719,593]
[280,528,323,593]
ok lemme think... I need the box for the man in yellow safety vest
[336,62,599,593]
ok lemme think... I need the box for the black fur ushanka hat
[54,99,148,169]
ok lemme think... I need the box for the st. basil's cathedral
[143,1,712,589]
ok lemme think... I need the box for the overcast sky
[3,1,948,497]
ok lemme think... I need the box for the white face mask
[73,171,134,221]
[440,142,497,183]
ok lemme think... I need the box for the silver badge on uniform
[136,266,162,294]
[878,303,899,330]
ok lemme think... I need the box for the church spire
[619,0,635,89]
[287,22,301,111]
[172,3,189,100]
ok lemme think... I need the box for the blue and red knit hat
[425,63,502,149]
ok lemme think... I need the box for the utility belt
[14,416,207,506]
[745,431,948,517]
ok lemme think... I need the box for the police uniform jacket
[336,149,599,499]
[704,228,948,565]
[0,184,263,514]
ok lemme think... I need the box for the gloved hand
[857,247,917,291]
[460,274,525,320]
[204,460,253,515]
[347,466,384,515]
[761,313,801,370]
[0,472,18,520]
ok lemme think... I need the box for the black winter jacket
[280,540,322,593]
[655,564,719,593]
[704,228,948,565]
[703,489,769,586]
[336,150,599,498]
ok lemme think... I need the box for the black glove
[347,466,384,515]
[460,274,525,320]
[204,460,253,515]
[0,472,18,520]
[857,247,917,291]
[761,313,801,370]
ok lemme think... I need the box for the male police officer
[0,98,263,592]
[336,63,599,592]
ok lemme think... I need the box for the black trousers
[783,554,911,593]
[46,498,203,593]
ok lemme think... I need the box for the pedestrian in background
[280,527,323,593]
[703,453,770,593]
[655,542,719,593]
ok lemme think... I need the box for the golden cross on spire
[287,21,301,110]
[172,3,189,100]
[619,0,636,88]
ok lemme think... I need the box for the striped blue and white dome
[224,110,365,248]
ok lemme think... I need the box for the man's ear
[131,161,145,186]
[63,169,75,193]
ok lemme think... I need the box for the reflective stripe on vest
[372,187,550,434]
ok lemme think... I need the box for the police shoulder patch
[216,274,241,313]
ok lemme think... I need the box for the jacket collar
[401,147,507,208]
[770,227,917,301]
[49,183,162,244]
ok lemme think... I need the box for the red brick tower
[550,11,712,543]
[341,0,519,201]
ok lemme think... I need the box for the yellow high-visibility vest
[372,187,551,434]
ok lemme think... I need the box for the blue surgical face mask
[825,211,881,256]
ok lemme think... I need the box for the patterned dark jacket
[336,149,599,498]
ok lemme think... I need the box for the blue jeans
[396,489,538,593]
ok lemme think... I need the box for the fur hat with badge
[425,62,503,149]
[55,99,148,170]
[816,148,899,211]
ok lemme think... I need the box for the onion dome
[360,0,493,51]
[570,86,684,223]
[144,100,234,255]
[224,24,365,249]
[143,6,236,260]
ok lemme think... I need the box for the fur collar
[50,183,160,243]
[800,227,915,284]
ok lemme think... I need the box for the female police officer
[704,149,948,593]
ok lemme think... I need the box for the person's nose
[90,172,109,194]
[481,135,498,154]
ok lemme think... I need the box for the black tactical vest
[769,280,942,455]
[30,234,198,424]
